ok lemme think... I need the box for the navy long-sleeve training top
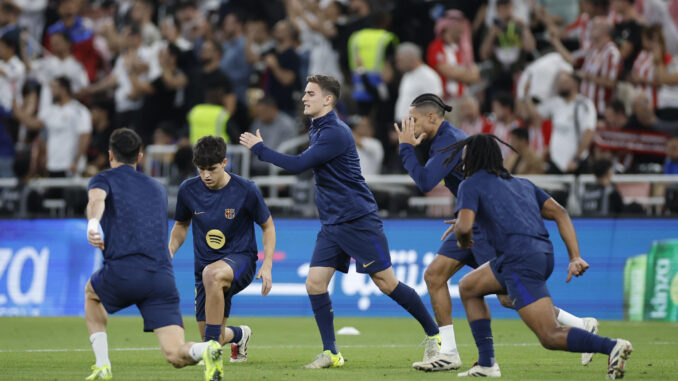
[251,110,378,224]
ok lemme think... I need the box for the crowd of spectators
[1,0,678,217]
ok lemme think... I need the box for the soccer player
[84,128,223,381]
[169,135,275,363]
[394,94,599,371]
[444,134,632,378]
[239,75,440,368]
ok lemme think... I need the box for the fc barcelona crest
[225,209,236,219]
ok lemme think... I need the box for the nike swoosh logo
[194,211,205,215]
[362,260,375,268]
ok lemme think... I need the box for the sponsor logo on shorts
[225,209,236,219]
[362,260,375,268]
[206,229,226,249]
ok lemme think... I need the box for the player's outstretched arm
[169,220,190,259]
[257,216,275,296]
[541,198,589,282]
[454,209,476,249]
[86,188,107,250]
[240,128,346,174]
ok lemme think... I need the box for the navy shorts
[438,225,496,268]
[195,253,256,321]
[311,212,392,274]
[490,252,554,310]
[91,263,183,332]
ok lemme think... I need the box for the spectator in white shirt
[249,96,298,175]
[351,116,384,176]
[0,34,25,106]
[14,76,92,178]
[527,71,596,174]
[30,31,89,110]
[83,24,160,132]
[394,42,443,121]
[131,0,161,47]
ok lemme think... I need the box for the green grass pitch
[0,317,676,380]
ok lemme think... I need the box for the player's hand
[456,239,474,249]
[393,116,426,146]
[440,219,456,241]
[257,261,272,296]
[239,129,263,149]
[87,219,105,250]
[566,257,589,282]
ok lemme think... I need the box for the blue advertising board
[0,219,676,319]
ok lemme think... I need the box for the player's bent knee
[424,267,444,288]
[305,277,326,294]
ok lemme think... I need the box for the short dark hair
[129,23,142,37]
[411,93,452,117]
[493,92,514,112]
[510,127,529,142]
[50,30,72,44]
[54,76,72,95]
[307,75,341,105]
[109,128,142,164]
[257,95,278,108]
[608,99,626,115]
[592,159,613,178]
[0,34,16,52]
[193,136,227,167]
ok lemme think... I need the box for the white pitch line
[1,341,675,354]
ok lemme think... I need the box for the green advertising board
[624,240,678,321]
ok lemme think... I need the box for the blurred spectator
[85,99,113,175]
[581,158,624,215]
[131,0,161,47]
[84,25,159,134]
[45,0,101,82]
[602,98,629,128]
[347,12,398,115]
[504,127,545,174]
[351,116,383,176]
[517,52,572,103]
[174,0,208,50]
[170,145,195,186]
[0,33,26,103]
[426,10,480,107]
[527,71,596,174]
[394,42,443,121]
[336,0,372,71]
[30,31,89,110]
[138,43,188,145]
[187,87,230,145]
[665,135,678,174]
[625,92,677,132]
[13,77,91,178]
[159,16,193,53]
[286,0,343,83]
[578,17,621,114]
[487,92,521,157]
[0,0,21,52]
[655,32,678,121]
[219,12,251,106]
[0,151,44,216]
[535,0,580,26]
[458,96,493,136]
[15,0,47,45]
[249,96,297,175]
[264,20,301,116]
[245,17,276,87]
[480,0,536,94]
[185,38,235,119]
[611,0,643,76]
[484,0,532,27]
[629,25,668,109]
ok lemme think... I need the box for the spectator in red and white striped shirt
[630,25,671,109]
[426,10,480,101]
[458,96,493,137]
[488,92,522,158]
[578,16,621,115]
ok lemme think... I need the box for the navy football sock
[387,282,439,336]
[566,327,616,355]
[309,293,338,354]
[469,319,495,367]
[204,324,222,343]
[228,326,243,344]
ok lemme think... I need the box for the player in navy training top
[240,75,440,369]
[446,134,633,379]
[169,135,275,363]
[84,128,223,381]
[395,94,595,371]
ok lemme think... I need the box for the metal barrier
[1,172,677,217]
[143,144,251,182]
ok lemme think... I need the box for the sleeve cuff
[251,142,265,156]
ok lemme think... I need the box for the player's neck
[211,171,231,190]
[110,161,136,169]
[311,108,333,121]
[429,120,444,138]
